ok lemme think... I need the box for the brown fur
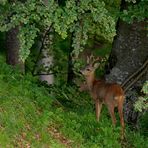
[81,62,125,138]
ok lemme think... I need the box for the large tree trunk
[6,27,24,72]
[105,1,148,126]
[105,20,148,125]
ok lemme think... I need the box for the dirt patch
[48,126,73,148]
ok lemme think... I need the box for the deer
[80,55,125,138]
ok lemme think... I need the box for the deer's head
[80,55,101,77]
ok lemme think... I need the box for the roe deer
[80,55,125,137]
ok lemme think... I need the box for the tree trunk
[34,0,54,85]
[67,33,75,84]
[36,27,54,85]
[6,27,24,72]
[105,1,148,126]
[105,19,148,126]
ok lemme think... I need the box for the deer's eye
[86,68,90,71]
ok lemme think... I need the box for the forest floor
[0,56,147,148]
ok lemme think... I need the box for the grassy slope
[0,56,147,148]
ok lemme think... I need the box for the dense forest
[0,0,147,147]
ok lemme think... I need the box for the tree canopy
[0,0,117,61]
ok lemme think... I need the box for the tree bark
[36,27,54,85]
[6,27,24,72]
[34,0,54,85]
[105,1,148,126]
[67,33,75,84]
[105,19,148,126]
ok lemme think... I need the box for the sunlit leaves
[18,25,39,62]
[3,0,146,63]
[134,81,148,112]
[0,0,116,61]
[70,0,116,62]
[53,0,77,39]
[0,0,57,61]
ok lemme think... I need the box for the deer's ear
[94,63,99,69]
[87,56,89,64]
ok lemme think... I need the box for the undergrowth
[0,56,147,148]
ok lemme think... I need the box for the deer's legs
[118,101,125,129]
[117,97,125,139]
[107,105,116,125]
[95,99,102,121]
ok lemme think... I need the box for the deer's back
[92,80,124,103]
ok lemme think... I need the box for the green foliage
[70,0,116,61]
[18,25,39,62]
[134,81,148,112]
[121,0,148,23]
[0,0,7,5]
[0,0,147,66]
[133,81,148,137]
[0,0,147,146]
[0,0,116,62]
[0,56,147,147]
[125,129,148,148]
[0,0,57,61]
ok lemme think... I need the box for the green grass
[0,56,147,148]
